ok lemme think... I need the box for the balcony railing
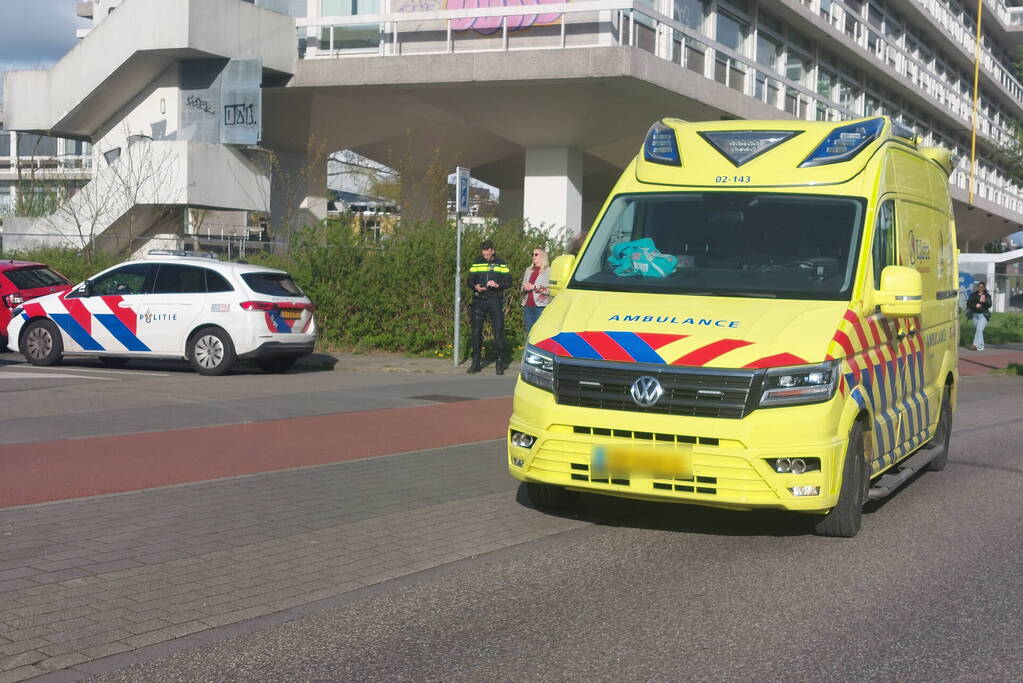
[296,0,1023,219]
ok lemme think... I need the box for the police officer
[467,239,512,374]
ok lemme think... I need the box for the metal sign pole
[453,167,471,368]
[454,210,462,367]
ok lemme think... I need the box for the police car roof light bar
[146,250,219,260]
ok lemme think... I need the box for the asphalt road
[0,353,516,446]
[87,374,1021,682]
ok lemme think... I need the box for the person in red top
[520,248,551,337]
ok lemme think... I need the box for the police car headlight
[759,361,839,407]
[521,345,555,392]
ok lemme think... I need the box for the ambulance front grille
[555,358,759,419]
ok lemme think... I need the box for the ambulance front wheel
[188,327,236,376]
[526,482,577,512]
[923,387,952,472]
[813,422,869,538]
[21,320,63,367]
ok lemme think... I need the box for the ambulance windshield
[571,192,864,300]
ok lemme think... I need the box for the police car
[6,251,316,375]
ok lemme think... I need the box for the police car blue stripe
[50,313,105,352]
[95,313,151,352]
[268,309,292,334]
[551,333,601,360]
[605,331,664,364]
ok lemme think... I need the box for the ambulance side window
[872,200,896,289]
[91,264,155,296]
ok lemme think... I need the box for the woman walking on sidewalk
[967,281,992,351]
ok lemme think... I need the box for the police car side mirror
[548,255,575,296]
[876,266,922,318]
[78,280,94,297]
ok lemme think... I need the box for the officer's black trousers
[469,296,504,363]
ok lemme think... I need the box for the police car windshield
[570,192,864,300]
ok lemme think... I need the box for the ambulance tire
[924,388,952,472]
[256,356,297,373]
[188,327,236,376]
[814,423,869,538]
[21,320,63,367]
[526,482,576,512]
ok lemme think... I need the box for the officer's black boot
[467,359,482,374]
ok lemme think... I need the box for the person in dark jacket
[466,240,512,374]
[966,280,992,351]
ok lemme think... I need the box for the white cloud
[0,0,90,71]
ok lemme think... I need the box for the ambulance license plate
[590,443,693,479]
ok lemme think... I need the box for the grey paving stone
[0,650,45,671]
[0,664,47,683]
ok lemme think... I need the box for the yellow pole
[968,0,984,204]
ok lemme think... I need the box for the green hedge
[249,218,567,357]
[1,246,121,285]
[5,220,565,357]
[959,311,1023,346]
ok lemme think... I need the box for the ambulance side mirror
[876,266,922,318]
[548,255,575,297]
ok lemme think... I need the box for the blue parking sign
[456,167,470,214]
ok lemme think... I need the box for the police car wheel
[924,387,952,472]
[256,356,297,373]
[814,422,869,538]
[188,328,236,376]
[21,320,63,367]
[526,482,576,512]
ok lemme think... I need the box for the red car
[1,261,73,350]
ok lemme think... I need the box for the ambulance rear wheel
[21,320,63,367]
[924,387,952,472]
[188,328,236,376]
[814,423,869,538]
[526,482,576,511]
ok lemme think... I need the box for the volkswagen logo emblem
[630,376,664,407]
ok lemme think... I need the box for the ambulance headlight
[521,345,555,392]
[759,361,839,407]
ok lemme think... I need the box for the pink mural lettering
[446,0,566,35]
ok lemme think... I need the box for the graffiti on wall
[390,0,566,34]
[447,0,566,33]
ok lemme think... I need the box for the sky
[0,0,89,74]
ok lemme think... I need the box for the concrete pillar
[269,150,329,237]
[523,147,583,236]
[498,187,523,225]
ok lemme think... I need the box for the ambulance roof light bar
[799,117,885,168]
[643,121,681,166]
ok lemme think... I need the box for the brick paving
[0,442,587,681]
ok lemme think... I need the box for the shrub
[959,311,1023,346]
[0,246,120,284]
[252,217,568,356]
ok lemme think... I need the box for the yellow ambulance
[508,116,959,537]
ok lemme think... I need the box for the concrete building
[3,0,1022,257]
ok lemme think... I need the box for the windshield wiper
[683,291,778,299]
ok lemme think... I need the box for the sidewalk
[300,345,1023,378]
[957,342,1023,377]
